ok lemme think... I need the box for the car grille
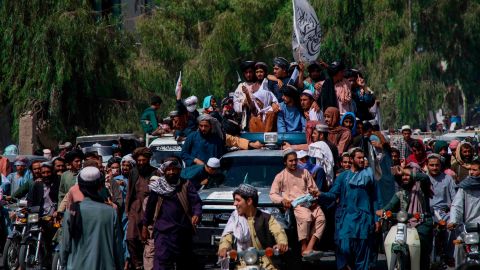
[200,210,232,227]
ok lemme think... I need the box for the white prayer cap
[296,150,308,159]
[401,125,411,132]
[78,166,101,183]
[206,158,221,169]
[185,96,198,112]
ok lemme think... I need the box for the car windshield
[77,140,118,148]
[150,150,181,168]
[83,147,113,156]
[221,155,284,188]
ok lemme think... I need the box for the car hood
[199,186,275,208]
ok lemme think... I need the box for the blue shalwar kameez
[319,168,380,270]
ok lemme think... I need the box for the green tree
[0,0,141,142]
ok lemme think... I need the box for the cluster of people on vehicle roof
[139,57,380,162]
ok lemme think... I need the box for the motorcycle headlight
[465,233,480,245]
[28,213,39,224]
[469,244,479,253]
[397,211,408,223]
[243,249,258,265]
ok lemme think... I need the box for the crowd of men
[0,57,479,270]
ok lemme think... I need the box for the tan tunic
[219,215,288,270]
[270,168,325,241]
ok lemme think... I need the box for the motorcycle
[18,206,55,270]
[381,210,421,270]
[431,216,448,265]
[222,247,279,270]
[2,199,28,270]
[454,223,480,266]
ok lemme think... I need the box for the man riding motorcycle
[218,184,288,270]
[376,163,434,270]
[448,159,480,267]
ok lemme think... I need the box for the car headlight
[466,233,480,245]
[397,211,408,223]
[28,213,39,224]
[243,248,258,265]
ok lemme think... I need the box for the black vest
[253,210,276,249]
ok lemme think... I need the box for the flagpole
[292,0,301,45]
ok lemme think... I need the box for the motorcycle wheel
[51,251,61,270]
[19,239,44,270]
[390,251,408,270]
[2,238,21,270]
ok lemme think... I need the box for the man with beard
[181,114,225,167]
[318,148,380,270]
[10,159,42,199]
[451,142,475,183]
[27,162,59,216]
[428,154,456,221]
[448,159,480,267]
[376,163,434,270]
[58,150,84,203]
[300,90,324,123]
[324,107,352,154]
[60,166,123,270]
[234,60,259,130]
[427,154,456,264]
[126,147,158,270]
[52,156,67,176]
[270,150,325,258]
[142,158,202,270]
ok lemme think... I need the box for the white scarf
[221,210,251,252]
[308,141,334,185]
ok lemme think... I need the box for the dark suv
[193,150,288,260]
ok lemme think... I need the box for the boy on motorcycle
[448,158,480,267]
[218,184,288,270]
[376,163,434,270]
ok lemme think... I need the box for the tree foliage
[138,0,480,128]
[0,0,142,141]
[1,0,479,144]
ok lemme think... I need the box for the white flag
[292,0,321,63]
[175,71,182,96]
